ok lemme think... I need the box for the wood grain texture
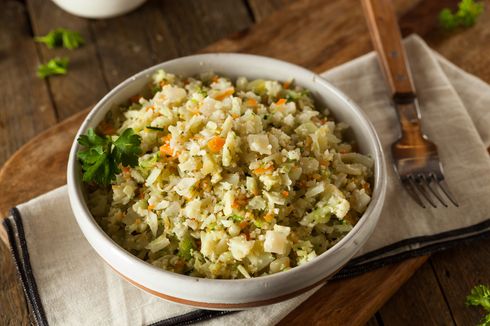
[0,1,57,167]
[361,0,416,96]
[91,0,252,88]
[203,0,419,73]
[90,2,167,88]
[277,257,428,326]
[26,0,109,120]
[379,262,455,326]
[0,241,30,326]
[247,0,295,22]
[400,0,490,84]
[430,241,490,326]
[0,110,88,243]
[0,4,57,323]
[365,315,381,326]
[153,0,252,56]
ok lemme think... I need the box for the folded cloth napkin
[3,35,490,326]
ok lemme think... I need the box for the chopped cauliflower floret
[175,178,198,198]
[248,134,272,155]
[264,229,289,255]
[228,236,255,260]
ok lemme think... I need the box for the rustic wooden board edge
[0,108,90,243]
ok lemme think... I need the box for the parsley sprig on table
[37,57,69,79]
[466,284,490,326]
[439,0,484,30]
[77,128,141,186]
[35,28,85,49]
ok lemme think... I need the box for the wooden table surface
[1,0,489,325]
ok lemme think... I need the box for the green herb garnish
[35,28,85,49]
[77,128,141,186]
[146,126,164,131]
[439,0,484,30]
[178,233,196,260]
[230,214,244,222]
[466,284,490,326]
[37,57,69,79]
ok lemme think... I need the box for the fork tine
[436,177,459,207]
[423,175,448,207]
[411,175,437,208]
[403,176,426,208]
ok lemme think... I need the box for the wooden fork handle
[361,0,416,101]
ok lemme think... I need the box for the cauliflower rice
[86,70,373,279]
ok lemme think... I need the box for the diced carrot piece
[275,98,286,106]
[214,88,234,101]
[253,166,274,174]
[239,220,248,229]
[232,200,241,209]
[311,173,321,181]
[162,134,172,142]
[319,159,330,167]
[264,213,274,222]
[246,98,258,107]
[207,136,225,152]
[160,143,174,156]
[281,190,289,197]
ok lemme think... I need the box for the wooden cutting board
[1,0,483,324]
[0,106,427,325]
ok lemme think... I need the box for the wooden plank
[0,1,57,167]
[91,0,252,88]
[379,262,455,326]
[365,315,381,326]
[399,0,490,83]
[0,110,88,238]
[154,0,252,56]
[89,3,167,89]
[0,2,57,324]
[26,0,109,120]
[247,0,294,22]
[203,0,419,72]
[0,242,30,326]
[277,257,428,326]
[430,240,490,326]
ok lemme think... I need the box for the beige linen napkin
[4,35,490,326]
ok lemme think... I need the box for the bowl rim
[67,53,386,290]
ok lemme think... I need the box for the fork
[361,0,458,208]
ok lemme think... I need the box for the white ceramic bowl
[52,0,147,19]
[67,54,387,309]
